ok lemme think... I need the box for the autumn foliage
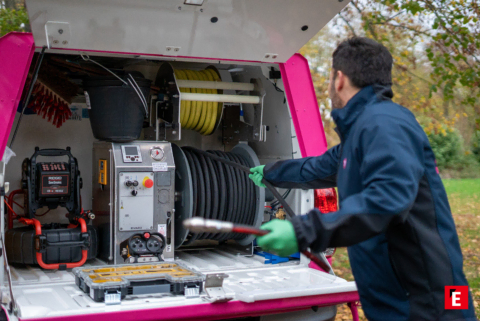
[300,0,480,175]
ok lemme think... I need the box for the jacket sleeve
[291,115,425,252]
[262,144,341,189]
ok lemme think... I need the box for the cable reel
[154,64,264,141]
[174,68,223,136]
[172,143,265,248]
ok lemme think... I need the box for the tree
[0,0,29,36]
[301,0,480,148]
[299,27,342,146]
[342,0,479,104]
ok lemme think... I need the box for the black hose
[197,152,212,240]
[187,147,296,219]
[210,151,228,241]
[181,147,258,243]
[271,189,292,208]
[218,151,239,241]
[225,152,245,240]
[204,154,219,239]
[236,154,255,227]
[182,149,204,244]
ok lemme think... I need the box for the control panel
[38,162,70,197]
[119,172,154,231]
[121,145,143,163]
[93,141,176,264]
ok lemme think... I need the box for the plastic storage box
[73,263,205,303]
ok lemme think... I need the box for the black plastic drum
[83,73,151,142]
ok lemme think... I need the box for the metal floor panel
[225,266,356,303]
[9,259,106,286]
[175,248,267,271]
[11,282,206,319]
[6,251,356,319]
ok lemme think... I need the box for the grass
[443,179,480,309]
[333,179,480,320]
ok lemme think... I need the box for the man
[249,37,476,321]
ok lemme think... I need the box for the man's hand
[249,165,266,188]
[256,219,299,257]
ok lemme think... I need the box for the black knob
[125,180,133,187]
[131,190,138,196]
[133,180,139,187]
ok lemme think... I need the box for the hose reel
[173,143,265,248]
[154,64,265,141]
[174,68,223,136]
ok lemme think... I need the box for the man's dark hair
[332,37,393,88]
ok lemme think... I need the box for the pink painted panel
[349,301,360,321]
[281,54,339,274]
[0,32,35,160]
[279,53,328,157]
[19,291,360,321]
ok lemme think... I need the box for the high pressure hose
[187,148,295,218]
[174,69,222,136]
[181,147,257,244]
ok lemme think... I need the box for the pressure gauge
[150,147,164,161]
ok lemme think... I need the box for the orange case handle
[20,217,88,269]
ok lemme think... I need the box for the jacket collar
[331,84,393,140]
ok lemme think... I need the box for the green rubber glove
[249,165,266,188]
[256,219,299,257]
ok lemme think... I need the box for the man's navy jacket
[263,85,476,321]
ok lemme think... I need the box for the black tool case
[5,224,98,265]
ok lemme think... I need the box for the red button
[144,232,150,239]
[143,177,154,188]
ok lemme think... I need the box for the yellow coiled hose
[174,68,222,136]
